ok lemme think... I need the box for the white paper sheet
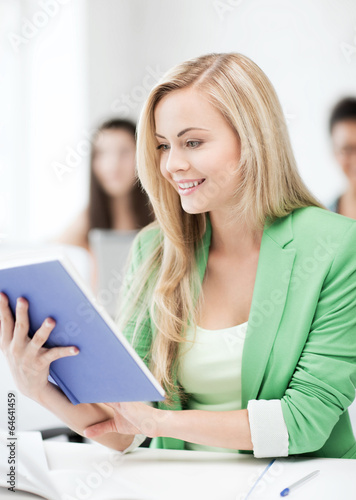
[245,456,356,500]
[0,431,154,500]
[0,431,61,500]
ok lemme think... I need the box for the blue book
[0,251,166,405]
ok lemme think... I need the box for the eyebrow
[154,127,209,139]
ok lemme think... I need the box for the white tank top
[177,320,249,453]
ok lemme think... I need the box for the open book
[0,250,165,405]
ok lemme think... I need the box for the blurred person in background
[53,118,155,249]
[51,118,155,291]
[327,97,356,219]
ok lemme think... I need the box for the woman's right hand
[0,292,79,402]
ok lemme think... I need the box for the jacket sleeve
[280,222,356,454]
[115,232,156,453]
[118,230,155,368]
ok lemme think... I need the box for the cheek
[159,158,169,179]
[121,170,136,185]
[345,164,356,179]
[207,144,239,170]
[92,162,105,181]
[205,151,239,185]
[335,151,349,168]
[122,157,136,175]
[93,156,111,172]
[339,159,351,174]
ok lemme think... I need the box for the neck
[208,209,264,258]
[109,194,137,230]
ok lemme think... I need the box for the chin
[181,204,209,215]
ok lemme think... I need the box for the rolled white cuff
[120,433,147,454]
[119,401,154,454]
[247,399,289,458]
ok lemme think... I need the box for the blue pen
[280,470,320,497]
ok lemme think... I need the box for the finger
[41,344,79,365]
[28,317,56,350]
[83,418,117,438]
[0,292,15,350]
[13,297,30,346]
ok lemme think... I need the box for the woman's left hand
[83,401,163,439]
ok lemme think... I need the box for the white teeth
[179,180,203,189]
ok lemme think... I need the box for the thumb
[83,418,117,438]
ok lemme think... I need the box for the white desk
[0,432,355,500]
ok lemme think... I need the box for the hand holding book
[84,401,161,439]
[0,251,165,405]
[0,293,80,403]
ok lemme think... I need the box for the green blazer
[121,206,356,458]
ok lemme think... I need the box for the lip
[177,178,206,195]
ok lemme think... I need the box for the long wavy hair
[115,52,326,407]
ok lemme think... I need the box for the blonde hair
[115,52,326,406]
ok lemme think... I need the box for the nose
[164,147,190,176]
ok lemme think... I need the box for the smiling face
[153,87,242,214]
[332,120,356,190]
[92,128,137,197]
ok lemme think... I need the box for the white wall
[3,0,356,243]
[86,0,356,209]
[0,0,23,241]
[2,0,356,243]
[25,0,89,242]
[1,0,89,243]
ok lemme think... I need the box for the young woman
[52,118,155,251]
[51,117,155,291]
[1,53,356,459]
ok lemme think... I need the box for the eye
[186,140,201,148]
[156,144,170,152]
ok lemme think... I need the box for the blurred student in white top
[51,118,155,288]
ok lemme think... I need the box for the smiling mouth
[178,179,206,189]
[177,179,206,195]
